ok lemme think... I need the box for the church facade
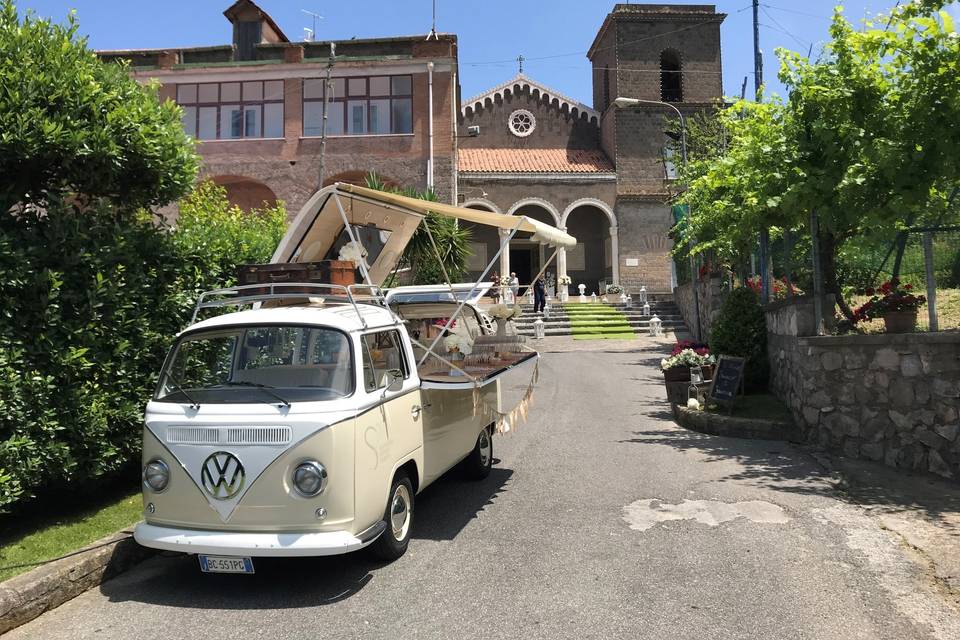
[458,4,725,294]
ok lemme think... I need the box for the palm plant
[364,172,472,285]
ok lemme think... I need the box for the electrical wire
[760,6,811,51]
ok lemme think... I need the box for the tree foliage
[0,184,286,512]
[674,2,960,319]
[0,0,198,213]
[364,172,472,285]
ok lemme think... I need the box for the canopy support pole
[418,217,526,366]
[528,248,559,289]
[332,193,377,293]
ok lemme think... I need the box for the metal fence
[678,222,960,334]
[751,226,960,332]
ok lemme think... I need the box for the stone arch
[461,198,502,215]
[561,198,616,229]
[660,48,683,103]
[210,175,277,211]
[506,197,561,226]
[562,199,619,291]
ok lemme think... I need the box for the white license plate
[198,555,255,574]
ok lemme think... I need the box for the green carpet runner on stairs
[562,304,637,340]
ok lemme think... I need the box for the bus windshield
[155,325,354,404]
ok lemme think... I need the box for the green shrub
[0,184,286,512]
[708,287,769,392]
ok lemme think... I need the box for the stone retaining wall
[674,276,726,342]
[766,298,960,479]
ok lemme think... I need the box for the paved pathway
[8,344,960,639]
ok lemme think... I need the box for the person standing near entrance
[533,274,546,313]
[509,272,519,304]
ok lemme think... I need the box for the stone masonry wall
[673,276,726,343]
[766,299,960,480]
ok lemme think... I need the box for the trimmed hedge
[0,182,285,511]
[709,286,769,392]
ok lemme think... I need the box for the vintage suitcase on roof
[237,261,356,293]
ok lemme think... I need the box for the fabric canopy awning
[272,183,577,286]
[337,183,577,248]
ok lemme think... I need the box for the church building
[458,3,725,294]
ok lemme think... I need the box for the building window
[303,75,413,137]
[508,109,536,137]
[177,80,284,140]
[660,50,683,103]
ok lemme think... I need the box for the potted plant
[605,284,623,304]
[661,346,715,405]
[853,280,927,333]
[660,345,715,382]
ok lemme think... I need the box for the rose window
[508,109,536,137]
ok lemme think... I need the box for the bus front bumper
[134,521,386,557]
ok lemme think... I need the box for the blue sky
[19,0,960,105]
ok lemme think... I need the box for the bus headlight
[143,459,170,492]
[292,461,328,497]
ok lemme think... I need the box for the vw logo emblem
[200,452,245,500]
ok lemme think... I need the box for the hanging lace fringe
[472,360,540,434]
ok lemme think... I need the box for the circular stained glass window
[508,109,536,137]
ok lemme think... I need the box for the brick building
[100,1,724,294]
[460,3,725,293]
[99,0,459,217]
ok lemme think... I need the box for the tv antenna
[302,9,323,42]
[426,0,438,40]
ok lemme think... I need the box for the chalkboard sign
[709,355,746,409]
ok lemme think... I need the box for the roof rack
[191,282,387,328]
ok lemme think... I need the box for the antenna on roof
[426,0,438,40]
[302,9,323,42]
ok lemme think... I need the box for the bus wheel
[370,472,414,561]
[464,427,493,480]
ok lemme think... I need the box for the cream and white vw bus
[133,184,569,572]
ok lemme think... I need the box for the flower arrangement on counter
[443,333,474,356]
[660,348,715,372]
[487,304,522,320]
[605,284,624,295]
[853,279,927,322]
[337,240,368,266]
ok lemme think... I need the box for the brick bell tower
[588,3,725,292]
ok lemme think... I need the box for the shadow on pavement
[832,457,960,526]
[413,467,512,541]
[619,427,838,498]
[100,466,512,609]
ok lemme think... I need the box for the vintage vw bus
[134,184,574,571]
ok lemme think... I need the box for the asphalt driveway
[8,344,959,640]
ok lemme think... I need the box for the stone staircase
[512,298,688,337]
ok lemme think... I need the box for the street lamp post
[612,97,699,341]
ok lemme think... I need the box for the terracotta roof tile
[458,148,614,173]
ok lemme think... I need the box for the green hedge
[709,287,769,393]
[0,182,285,511]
